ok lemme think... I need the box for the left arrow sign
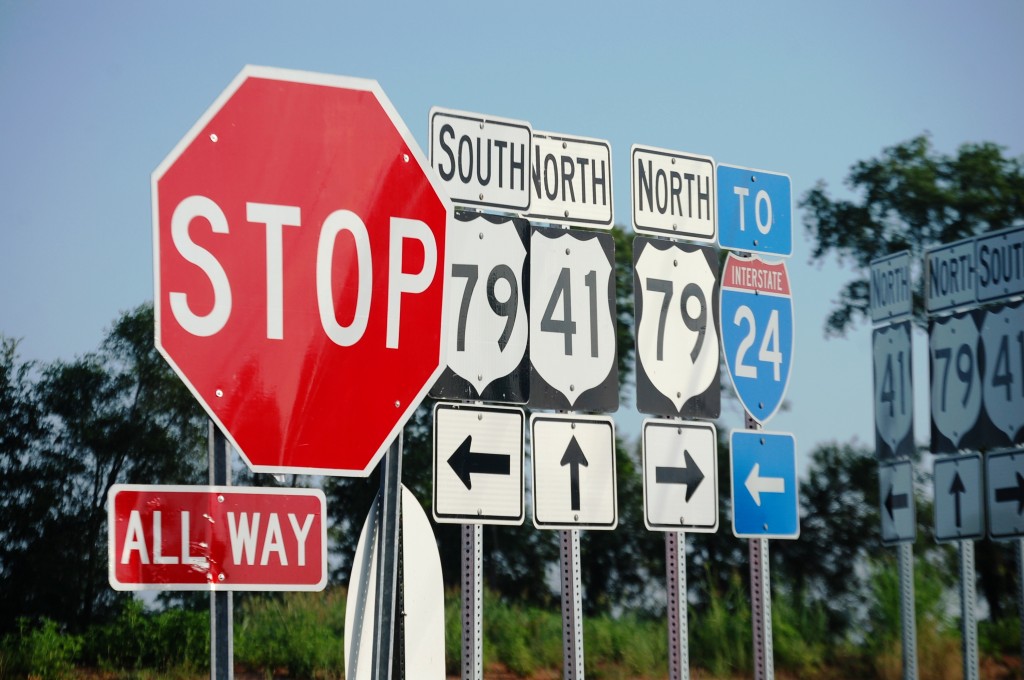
[448,435,512,490]
[745,463,785,507]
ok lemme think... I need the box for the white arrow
[745,463,785,507]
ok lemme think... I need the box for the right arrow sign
[987,449,1024,540]
[729,430,799,539]
[642,419,718,533]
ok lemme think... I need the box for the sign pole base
[959,540,978,680]
[209,421,233,680]
[898,542,918,680]
[666,532,689,680]
[560,529,584,680]
[461,524,483,680]
[750,537,774,680]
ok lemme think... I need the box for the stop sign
[153,66,451,476]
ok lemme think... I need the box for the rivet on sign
[574,514,579,522]
[479,232,484,240]
[763,523,768,530]
[217,495,224,503]
[751,175,757,182]
[216,389,223,398]
[479,122,484,130]
[478,414,483,421]
[569,384,575,392]
[759,402,764,409]
[677,427,682,434]
[562,141,568,149]
[210,133,218,143]
[571,422,576,429]
[395,401,401,408]
[760,437,766,445]
[673,259,678,267]
[207,573,214,581]
[477,508,483,516]
[218,574,225,582]
[479,193,484,200]
[680,517,685,525]
[676,392,681,398]
[403,154,409,163]
[673,224,678,230]
[753,240,759,246]
[565,248,571,255]
[564,210,570,218]
[671,158,676,165]
[477,374,483,381]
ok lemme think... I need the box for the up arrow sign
[745,463,785,507]
[560,436,589,512]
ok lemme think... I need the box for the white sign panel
[986,449,1024,540]
[642,419,718,532]
[432,403,525,525]
[925,237,976,314]
[929,311,982,451]
[870,251,913,324]
[429,107,532,212]
[879,460,916,545]
[873,321,914,458]
[631,145,716,242]
[528,131,613,228]
[976,225,1024,305]
[980,303,1024,444]
[933,453,984,542]
[531,414,617,530]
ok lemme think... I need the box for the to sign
[432,403,525,525]
[430,213,530,403]
[429,107,532,213]
[729,430,799,539]
[153,66,450,476]
[108,485,327,591]
[720,253,794,425]
[986,449,1024,540]
[642,419,718,532]
[870,251,913,325]
[529,226,618,412]
[933,453,984,543]
[531,414,617,530]
[874,321,914,458]
[633,237,720,418]
[631,145,716,242]
[528,131,613,228]
[717,164,792,257]
[879,460,916,545]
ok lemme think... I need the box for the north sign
[432,403,525,525]
[531,414,617,530]
[716,164,792,257]
[153,66,451,476]
[720,253,794,425]
[642,419,718,532]
[870,251,912,325]
[108,485,327,591]
[633,236,720,418]
[925,237,976,314]
[528,131,613,228]
[729,430,799,539]
[631,145,716,242]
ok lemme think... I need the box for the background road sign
[980,302,1024,447]
[934,453,984,542]
[925,237,976,314]
[716,164,792,257]
[108,485,327,591]
[720,253,794,425]
[432,403,524,525]
[729,430,799,539]
[528,131,613,228]
[153,66,450,476]
[986,449,1024,540]
[633,237,720,419]
[976,226,1024,305]
[430,213,530,403]
[630,145,716,242]
[879,459,916,545]
[429,107,532,213]
[528,226,618,412]
[929,310,982,453]
[870,251,913,325]
[642,419,718,532]
[874,321,915,458]
[531,414,617,530]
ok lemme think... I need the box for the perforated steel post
[461,524,483,680]
[750,537,773,680]
[209,421,233,680]
[959,540,978,680]
[666,532,689,680]
[560,529,584,680]
[898,542,918,680]
[372,435,403,680]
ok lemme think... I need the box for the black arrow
[995,473,1024,515]
[655,449,705,502]
[884,485,909,521]
[949,471,966,528]
[447,435,511,490]
[560,436,589,512]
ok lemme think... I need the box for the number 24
[733,306,783,381]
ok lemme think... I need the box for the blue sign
[720,253,794,425]
[717,164,792,257]
[730,430,799,539]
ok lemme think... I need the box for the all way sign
[108,485,327,591]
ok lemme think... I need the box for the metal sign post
[209,421,233,680]
[898,542,918,680]
[461,524,483,680]
[745,415,774,680]
[372,435,403,680]
[959,540,979,680]
[560,529,585,680]
[665,532,689,680]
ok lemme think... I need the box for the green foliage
[234,591,347,679]
[2,618,83,680]
[80,597,207,673]
[772,593,828,676]
[690,569,751,677]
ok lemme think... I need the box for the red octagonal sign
[153,66,451,476]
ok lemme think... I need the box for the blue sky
[2,1,1022,466]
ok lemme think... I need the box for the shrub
[3,618,82,680]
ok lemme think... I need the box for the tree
[801,134,1024,335]
[0,304,207,632]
